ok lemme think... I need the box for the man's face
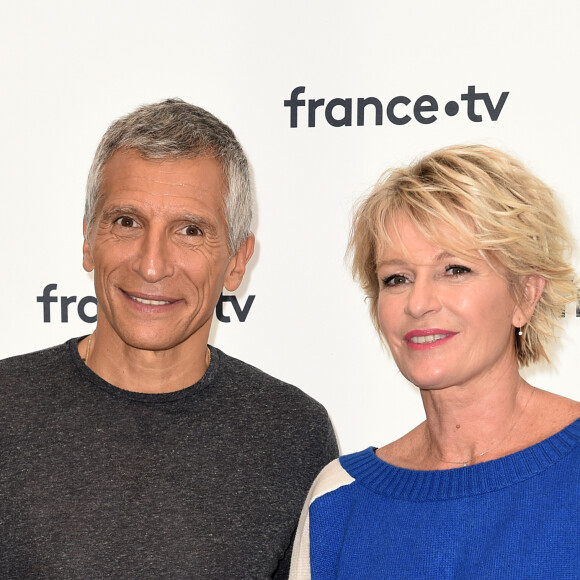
[83,149,253,353]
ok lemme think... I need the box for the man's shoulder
[0,340,75,380]
[211,346,339,481]
[213,347,293,388]
[211,346,327,413]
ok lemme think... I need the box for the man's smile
[120,289,180,308]
[128,295,172,306]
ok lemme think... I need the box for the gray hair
[85,98,254,253]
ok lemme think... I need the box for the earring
[518,327,523,336]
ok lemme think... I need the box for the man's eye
[446,265,471,276]
[115,216,136,228]
[383,274,408,286]
[182,225,203,236]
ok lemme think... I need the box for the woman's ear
[512,275,545,327]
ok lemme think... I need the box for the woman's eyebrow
[376,251,459,269]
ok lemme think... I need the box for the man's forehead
[98,150,227,208]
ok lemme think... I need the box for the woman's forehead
[378,214,477,256]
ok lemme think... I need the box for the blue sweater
[289,418,580,579]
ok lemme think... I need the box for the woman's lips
[404,329,457,350]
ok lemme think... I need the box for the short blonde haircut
[349,144,577,367]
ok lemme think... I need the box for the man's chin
[98,314,211,354]
[110,332,187,354]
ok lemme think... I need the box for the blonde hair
[349,144,577,367]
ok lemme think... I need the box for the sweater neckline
[67,337,221,403]
[340,417,580,501]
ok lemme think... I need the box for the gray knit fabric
[0,339,338,579]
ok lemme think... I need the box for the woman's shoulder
[527,388,580,442]
[377,390,580,470]
[305,454,360,506]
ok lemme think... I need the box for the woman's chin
[401,366,450,391]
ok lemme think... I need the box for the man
[0,99,338,578]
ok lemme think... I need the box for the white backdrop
[1,0,579,454]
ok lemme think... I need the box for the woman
[289,145,580,579]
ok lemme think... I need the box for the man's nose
[132,228,174,283]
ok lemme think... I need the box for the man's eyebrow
[99,206,219,232]
[99,205,142,220]
[180,213,219,234]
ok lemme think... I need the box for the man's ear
[82,219,95,273]
[224,234,255,292]
[512,275,545,327]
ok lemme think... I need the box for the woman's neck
[420,374,534,467]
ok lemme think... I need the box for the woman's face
[376,215,525,392]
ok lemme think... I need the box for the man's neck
[79,330,211,394]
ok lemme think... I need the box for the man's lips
[122,290,179,306]
[130,296,171,306]
[404,329,457,348]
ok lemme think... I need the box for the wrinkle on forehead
[98,150,227,219]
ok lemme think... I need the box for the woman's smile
[376,214,522,391]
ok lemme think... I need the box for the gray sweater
[0,339,338,579]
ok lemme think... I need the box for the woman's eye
[115,216,136,228]
[446,264,471,276]
[383,274,408,286]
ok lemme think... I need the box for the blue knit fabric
[307,418,580,579]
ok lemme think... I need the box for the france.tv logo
[284,85,509,128]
